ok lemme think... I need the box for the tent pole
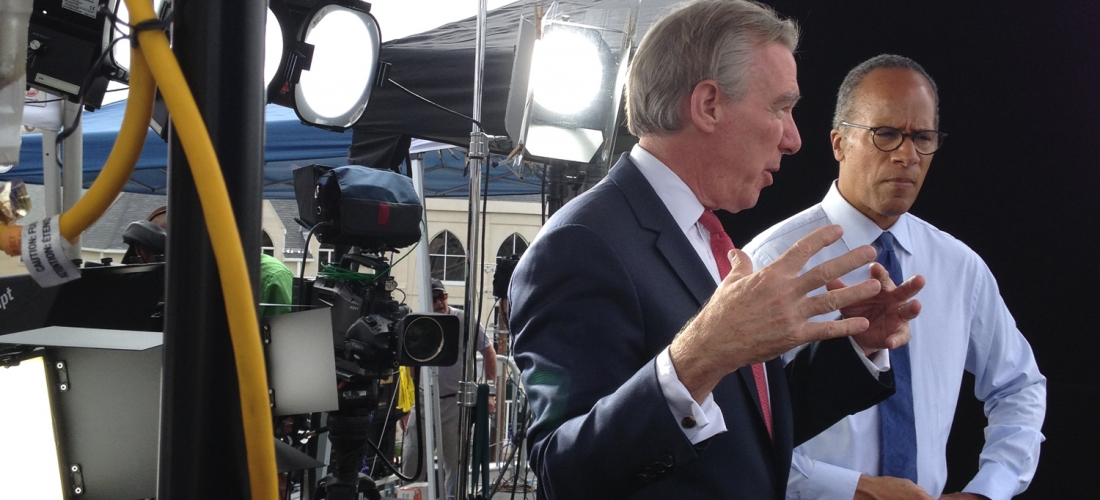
[458,0,489,498]
[41,129,61,216]
[412,153,441,500]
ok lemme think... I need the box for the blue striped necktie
[875,231,918,483]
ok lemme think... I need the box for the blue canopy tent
[4,100,543,198]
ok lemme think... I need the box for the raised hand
[855,475,935,500]
[827,262,924,356]
[671,225,882,402]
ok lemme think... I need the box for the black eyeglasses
[840,122,947,155]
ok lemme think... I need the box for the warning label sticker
[61,0,98,19]
[21,215,81,288]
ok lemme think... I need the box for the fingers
[868,262,896,291]
[803,316,870,342]
[796,245,876,295]
[727,248,753,280]
[901,298,922,320]
[804,278,881,318]
[893,274,926,301]
[773,225,845,273]
[824,277,847,292]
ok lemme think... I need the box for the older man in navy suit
[508,1,927,499]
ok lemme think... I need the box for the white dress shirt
[630,144,729,445]
[743,181,1047,500]
[629,147,884,446]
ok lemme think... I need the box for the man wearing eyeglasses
[744,54,1046,500]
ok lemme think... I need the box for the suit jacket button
[636,473,651,484]
[680,416,696,428]
[660,454,675,467]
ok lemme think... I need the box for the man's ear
[689,79,723,133]
[830,129,845,162]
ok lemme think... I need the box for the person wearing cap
[121,205,293,317]
[401,278,498,499]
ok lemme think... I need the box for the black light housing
[25,0,129,108]
[267,0,382,131]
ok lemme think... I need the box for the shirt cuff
[963,462,1022,500]
[849,336,891,374]
[787,452,862,500]
[656,347,727,444]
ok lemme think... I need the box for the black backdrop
[351,0,1100,495]
[714,1,1100,497]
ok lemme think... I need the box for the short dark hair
[833,54,940,130]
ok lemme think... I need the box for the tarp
[3,101,544,198]
[351,0,677,150]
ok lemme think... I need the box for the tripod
[314,380,382,500]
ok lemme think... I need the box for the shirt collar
[629,144,706,232]
[821,180,913,256]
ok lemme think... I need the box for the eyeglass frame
[839,121,947,155]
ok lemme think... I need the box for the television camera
[293,164,459,500]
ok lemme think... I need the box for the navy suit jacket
[509,156,894,499]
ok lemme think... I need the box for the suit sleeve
[509,224,700,499]
[786,336,896,447]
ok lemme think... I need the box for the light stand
[456,0,490,499]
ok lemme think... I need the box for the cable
[386,77,487,132]
[124,0,277,496]
[540,164,547,224]
[2,28,154,254]
[367,380,401,477]
[297,221,332,310]
[56,34,129,146]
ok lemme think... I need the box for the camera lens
[402,316,445,363]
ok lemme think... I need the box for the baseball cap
[430,279,446,293]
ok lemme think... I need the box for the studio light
[530,26,607,116]
[293,1,381,130]
[264,8,285,88]
[505,7,636,166]
[25,0,134,108]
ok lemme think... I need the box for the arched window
[429,230,466,283]
[261,230,275,257]
[496,233,528,262]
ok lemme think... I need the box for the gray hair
[626,0,799,136]
[833,54,940,129]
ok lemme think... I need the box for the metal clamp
[458,380,478,408]
[468,131,488,160]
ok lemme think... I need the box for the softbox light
[505,2,637,165]
[293,1,382,130]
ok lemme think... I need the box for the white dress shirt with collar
[743,181,1047,500]
[629,146,886,446]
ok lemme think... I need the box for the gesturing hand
[671,225,882,402]
[829,262,924,356]
[855,475,935,500]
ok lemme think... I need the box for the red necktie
[698,210,773,438]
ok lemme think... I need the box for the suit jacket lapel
[607,155,714,307]
[610,155,778,448]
